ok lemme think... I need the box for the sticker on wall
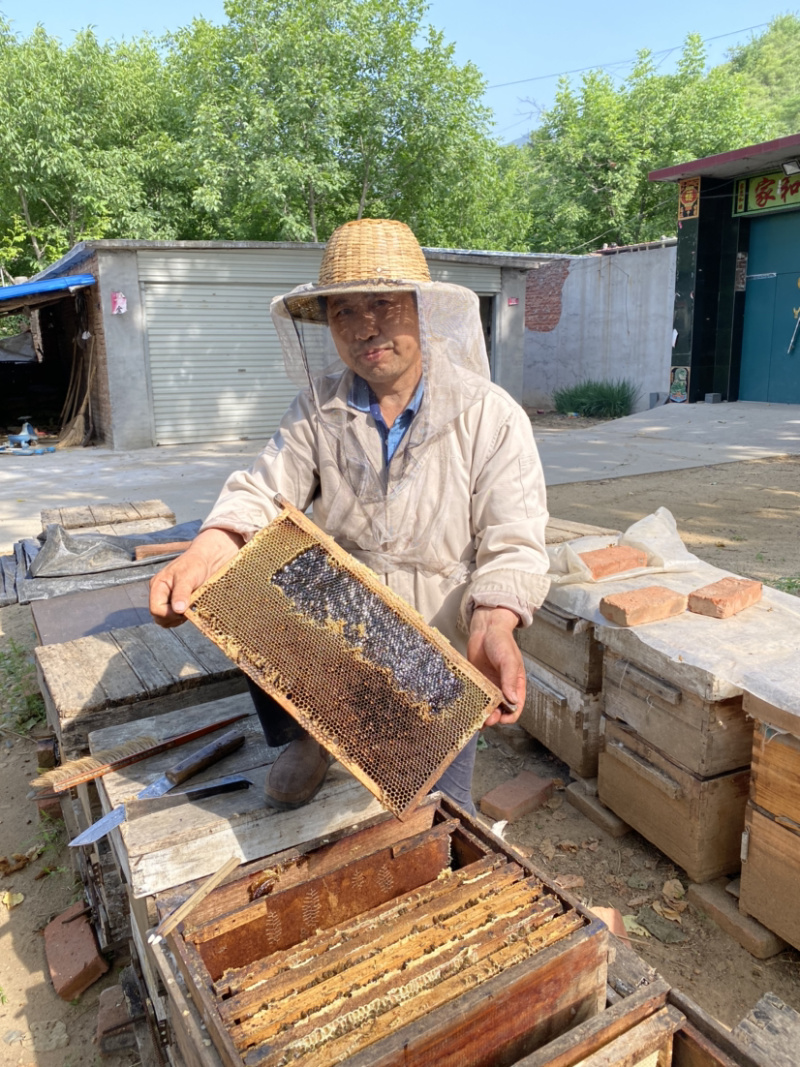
[678,178,700,221]
[735,253,748,292]
[507,297,519,306]
[669,366,689,403]
[111,291,127,315]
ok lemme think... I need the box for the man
[150,218,550,815]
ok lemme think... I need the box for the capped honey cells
[185,501,502,819]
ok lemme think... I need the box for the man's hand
[467,606,525,727]
[149,528,244,628]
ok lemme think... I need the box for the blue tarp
[0,273,95,305]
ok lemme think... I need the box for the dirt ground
[1,441,799,1063]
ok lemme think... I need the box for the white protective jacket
[201,369,551,656]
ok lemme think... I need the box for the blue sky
[1,0,794,141]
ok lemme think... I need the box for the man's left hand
[467,606,525,727]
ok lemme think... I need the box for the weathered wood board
[88,694,384,899]
[739,803,800,951]
[40,499,175,531]
[545,518,620,545]
[603,650,752,778]
[731,992,800,1067]
[35,622,247,756]
[598,719,750,883]
[31,579,153,645]
[516,603,603,694]
[519,652,602,778]
[750,723,800,825]
[742,691,800,740]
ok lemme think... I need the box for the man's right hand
[149,527,245,628]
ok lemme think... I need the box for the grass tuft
[553,378,640,419]
[764,575,800,597]
[0,640,46,733]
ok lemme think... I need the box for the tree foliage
[525,35,769,253]
[725,15,800,138]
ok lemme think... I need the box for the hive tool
[69,729,249,846]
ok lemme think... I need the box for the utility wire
[486,22,770,90]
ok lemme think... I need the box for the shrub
[552,378,640,419]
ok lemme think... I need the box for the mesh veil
[270,282,492,578]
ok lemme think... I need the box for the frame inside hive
[159,796,608,1067]
[185,501,502,819]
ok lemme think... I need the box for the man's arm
[467,606,525,726]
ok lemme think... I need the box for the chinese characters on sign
[678,178,700,221]
[733,171,800,216]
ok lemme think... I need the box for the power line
[486,22,771,91]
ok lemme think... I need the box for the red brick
[578,545,648,580]
[97,985,136,1052]
[44,901,109,1000]
[600,586,687,627]
[688,577,762,619]
[589,906,631,945]
[479,770,555,822]
[36,795,64,822]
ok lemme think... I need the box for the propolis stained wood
[159,795,608,1067]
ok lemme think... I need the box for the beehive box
[154,795,608,1067]
[739,802,800,951]
[598,719,750,883]
[518,653,602,778]
[185,501,502,820]
[516,603,603,694]
[603,650,752,778]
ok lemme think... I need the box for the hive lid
[185,501,502,819]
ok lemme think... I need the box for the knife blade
[125,774,253,820]
[69,729,246,846]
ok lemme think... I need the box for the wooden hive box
[519,652,602,778]
[602,650,752,778]
[739,802,800,951]
[516,602,604,695]
[151,795,608,1067]
[598,719,750,883]
[35,622,247,756]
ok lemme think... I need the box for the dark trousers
[247,678,478,815]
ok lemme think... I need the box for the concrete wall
[523,245,676,413]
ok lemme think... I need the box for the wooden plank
[669,990,764,1067]
[112,626,184,693]
[149,938,225,1067]
[513,980,670,1067]
[603,652,751,778]
[117,624,208,686]
[597,628,741,702]
[552,1004,683,1067]
[172,623,240,677]
[31,579,153,645]
[598,720,750,883]
[545,518,620,544]
[739,804,800,950]
[731,992,800,1067]
[673,1020,741,1067]
[742,692,800,740]
[750,723,800,825]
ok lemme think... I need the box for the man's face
[327,291,422,392]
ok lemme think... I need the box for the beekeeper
[150,218,550,814]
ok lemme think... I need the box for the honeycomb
[186,501,502,818]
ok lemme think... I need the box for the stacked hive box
[597,628,753,883]
[516,604,604,778]
[738,693,800,951]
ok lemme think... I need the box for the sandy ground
[1,441,799,1062]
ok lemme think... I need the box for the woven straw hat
[284,218,431,322]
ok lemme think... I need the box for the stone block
[565,781,630,838]
[479,770,555,822]
[97,985,136,1053]
[687,881,786,959]
[578,545,648,579]
[44,901,109,1000]
[599,586,687,627]
[688,577,762,619]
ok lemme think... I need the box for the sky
[1,0,795,141]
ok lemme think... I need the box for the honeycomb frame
[185,500,502,819]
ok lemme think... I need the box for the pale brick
[44,902,109,1000]
[578,545,648,580]
[565,781,631,837]
[479,770,555,822]
[687,882,786,959]
[600,586,687,627]
[688,577,762,619]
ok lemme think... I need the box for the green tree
[525,35,769,253]
[725,15,800,137]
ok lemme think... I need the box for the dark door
[740,211,800,403]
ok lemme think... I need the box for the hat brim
[283,279,420,324]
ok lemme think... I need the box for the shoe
[264,737,331,810]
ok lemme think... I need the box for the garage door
[144,283,300,446]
